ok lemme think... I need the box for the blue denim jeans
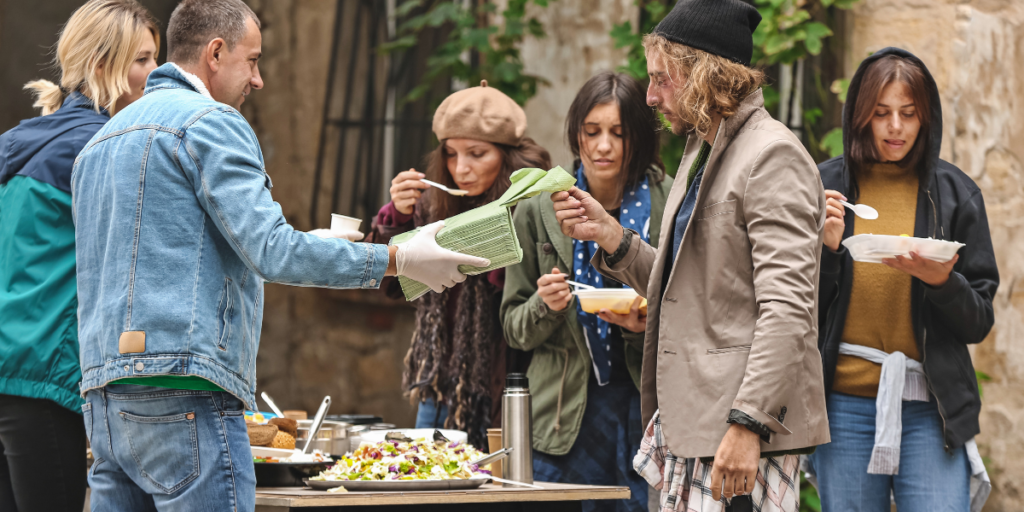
[807,392,969,512]
[84,384,255,512]
[414,398,449,429]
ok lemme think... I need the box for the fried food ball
[270,431,296,450]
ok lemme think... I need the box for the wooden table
[254,482,630,511]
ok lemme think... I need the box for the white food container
[356,428,468,447]
[842,234,964,264]
[572,288,644,315]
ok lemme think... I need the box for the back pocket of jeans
[120,411,199,493]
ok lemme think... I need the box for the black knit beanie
[653,0,762,67]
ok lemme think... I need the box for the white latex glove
[394,221,490,293]
[308,228,365,242]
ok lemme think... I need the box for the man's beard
[668,116,695,136]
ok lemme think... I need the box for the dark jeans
[0,394,87,512]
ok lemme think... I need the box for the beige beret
[432,80,527,147]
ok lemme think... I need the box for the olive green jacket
[500,168,672,455]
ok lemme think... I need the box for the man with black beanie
[552,0,830,510]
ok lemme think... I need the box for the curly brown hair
[642,34,765,138]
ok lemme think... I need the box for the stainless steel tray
[303,478,488,492]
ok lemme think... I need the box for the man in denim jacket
[71,1,485,509]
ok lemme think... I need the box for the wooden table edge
[255,483,631,507]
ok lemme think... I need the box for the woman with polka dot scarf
[501,71,672,512]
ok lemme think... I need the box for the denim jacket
[71,64,389,408]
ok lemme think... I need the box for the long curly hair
[642,34,765,138]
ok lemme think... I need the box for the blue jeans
[84,384,255,512]
[415,398,449,429]
[808,392,969,512]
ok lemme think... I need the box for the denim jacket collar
[145,62,214,100]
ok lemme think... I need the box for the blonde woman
[0,1,158,510]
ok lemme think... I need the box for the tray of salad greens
[305,431,493,492]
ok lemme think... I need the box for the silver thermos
[501,372,533,485]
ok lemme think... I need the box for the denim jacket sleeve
[180,109,388,288]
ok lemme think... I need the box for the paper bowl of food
[573,288,647,315]
[842,234,964,264]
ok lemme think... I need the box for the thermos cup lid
[505,373,529,389]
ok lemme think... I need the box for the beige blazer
[594,90,830,458]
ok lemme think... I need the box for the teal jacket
[501,167,672,455]
[0,92,108,413]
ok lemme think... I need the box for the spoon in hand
[838,200,879,220]
[421,179,469,196]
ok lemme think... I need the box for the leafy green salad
[310,437,490,481]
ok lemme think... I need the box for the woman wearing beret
[501,72,670,511]
[366,81,551,449]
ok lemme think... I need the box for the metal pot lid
[325,414,383,425]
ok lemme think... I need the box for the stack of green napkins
[391,166,576,300]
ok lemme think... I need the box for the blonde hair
[24,0,159,116]
[643,34,765,138]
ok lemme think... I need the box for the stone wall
[518,0,638,168]
[847,1,1024,509]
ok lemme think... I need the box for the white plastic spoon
[421,179,469,196]
[839,200,879,220]
[565,280,596,290]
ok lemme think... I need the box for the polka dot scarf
[572,164,651,385]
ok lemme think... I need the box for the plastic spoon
[421,179,469,196]
[839,200,879,220]
[260,392,285,418]
[565,280,596,291]
[302,396,331,455]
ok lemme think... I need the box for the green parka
[500,167,672,455]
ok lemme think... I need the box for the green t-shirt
[112,376,225,392]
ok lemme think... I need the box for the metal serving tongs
[301,396,331,455]
[468,447,543,489]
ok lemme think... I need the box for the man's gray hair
[167,0,261,64]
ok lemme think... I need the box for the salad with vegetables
[310,435,490,481]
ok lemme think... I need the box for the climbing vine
[384,0,553,107]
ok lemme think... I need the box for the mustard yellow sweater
[833,163,921,397]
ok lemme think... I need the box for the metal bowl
[295,419,350,456]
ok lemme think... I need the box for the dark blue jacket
[0,92,108,413]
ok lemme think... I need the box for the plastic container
[843,234,964,264]
[331,214,362,232]
[573,288,647,315]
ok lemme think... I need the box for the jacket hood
[841,47,943,192]
[0,92,108,191]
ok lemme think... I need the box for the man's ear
[206,38,227,72]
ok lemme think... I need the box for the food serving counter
[254,481,629,511]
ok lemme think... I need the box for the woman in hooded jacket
[809,48,999,511]
[0,2,159,511]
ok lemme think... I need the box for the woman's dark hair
[423,137,552,222]
[566,71,663,193]
[848,55,932,199]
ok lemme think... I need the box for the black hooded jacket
[817,48,999,450]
